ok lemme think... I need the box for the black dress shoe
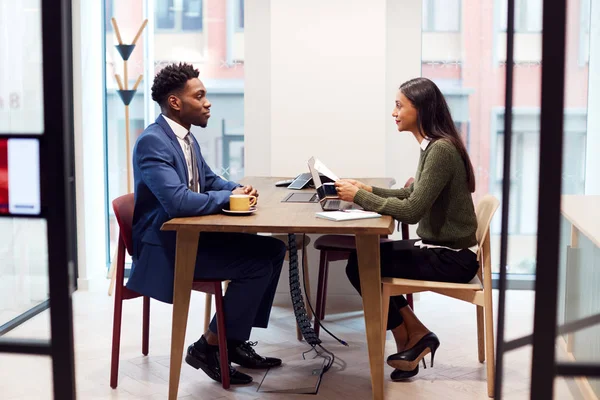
[185,343,253,385]
[229,341,282,369]
[387,332,440,371]
[390,366,419,381]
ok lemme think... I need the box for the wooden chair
[110,194,232,389]
[381,194,499,397]
[312,178,415,337]
[202,234,312,341]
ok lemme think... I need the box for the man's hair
[151,62,200,107]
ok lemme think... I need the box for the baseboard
[558,336,598,400]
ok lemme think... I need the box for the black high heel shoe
[390,365,419,381]
[386,332,440,371]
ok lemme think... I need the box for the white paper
[316,211,381,221]
[313,158,340,181]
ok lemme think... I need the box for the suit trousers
[193,232,287,341]
[345,239,479,330]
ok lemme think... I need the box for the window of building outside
[155,0,203,31]
[104,0,244,266]
[421,0,592,276]
[500,0,542,33]
[237,0,244,30]
[422,0,461,32]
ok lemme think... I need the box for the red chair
[110,194,231,389]
[313,178,415,337]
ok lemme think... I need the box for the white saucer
[222,207,257,216]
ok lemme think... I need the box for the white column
[585,0,600,194]
[244,0,271,176]
[245,0,423,295]
[72,0,107,289]
[268,0,387,177]
[385,0,423,189]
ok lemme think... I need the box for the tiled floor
[0,283,581,399]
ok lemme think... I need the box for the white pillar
[244,0,423,295]
[244,0,271,176]
[72,0,107,289]
[385,0,423,189]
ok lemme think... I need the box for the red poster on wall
[0,139,8,214]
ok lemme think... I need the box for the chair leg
[107,253,117,296]
[321,261,330,321]
[314,251,328,338]
[213,282,230,389]
[382,284,392,354]
[484,293,495,397]
[204,293,213,333]
[477,305,485,363]
[407,293,414,311]
[110,282,124,388]
[142,296,150,356]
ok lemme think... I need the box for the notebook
[315,210,382,221]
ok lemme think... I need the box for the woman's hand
[339,179,372,193]
[335,180,360,202]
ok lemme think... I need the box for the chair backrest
[112,193,135,256]
[475,194,500,248]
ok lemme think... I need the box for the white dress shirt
[162,114,198,192]
[413,138,479,254]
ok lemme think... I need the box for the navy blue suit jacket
[127,115,240,303]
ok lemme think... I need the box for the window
[237,0,244,30]
[155,0,203,31]
[156,0,175,30]
[500,0,542,33]
[182,0,203,31]
[422,0,461,32]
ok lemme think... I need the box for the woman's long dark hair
[400,77,476,193]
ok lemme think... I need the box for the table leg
[169,230,199,400]
[355,234,384,400]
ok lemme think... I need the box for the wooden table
[561,195,600,249]
[162,177,395,400]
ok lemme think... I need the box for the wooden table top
[561,195,600,248]
[162,176,396,235]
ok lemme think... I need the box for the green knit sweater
[353,139,478,249]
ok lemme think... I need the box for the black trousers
[345,239,479,330]
[193,232,287,341]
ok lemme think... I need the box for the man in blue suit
[128,63,287,385]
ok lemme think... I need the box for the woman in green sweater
[335,77,479,381]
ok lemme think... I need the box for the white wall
[243,0,271,176]
[245,0,422,295]
[585,0,600,194]
[72,0,108,289]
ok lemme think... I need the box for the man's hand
[232,185,259,198]
[339,179,372,193]
[334,180,360,202]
